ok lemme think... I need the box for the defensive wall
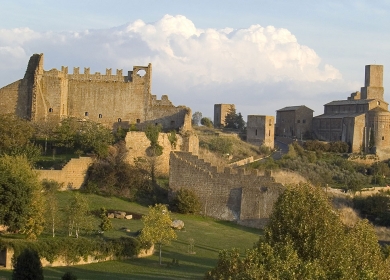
[125,131,199,176]
[169,152,287,228]
[0,53,192,131]
[36,157,93,190]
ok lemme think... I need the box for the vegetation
[206,183,389,279]
[12,248,43,280]
[353,193,390,226]
[62,272,78,280]
[200,117,213,127]
[0,155,44,238]
[192,111,202,126]
[224,105,245,130]
[99,207,113,232]
[139,204,177,265]
[171,188,201,214]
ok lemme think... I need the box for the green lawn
[0,193,261,279]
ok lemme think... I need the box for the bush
[171,188,201,214]
[62,272,78,280]
[12,248,43,280]
[209,137,233,155]
[201,117,213,128]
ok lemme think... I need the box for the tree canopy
[206,183,389,279]
[139,204,177,265]
[0,155,44,238]
[12,248,43,280]
[224,105,245,130]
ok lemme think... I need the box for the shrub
[12,248,43,280]
[171,188,201,214]
[209,137,233,155]
[62,272,78,280]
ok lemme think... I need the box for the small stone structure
[246,115,275,148]
[37,157,93,190]
[275,105,314,139]
[214,104,235,128]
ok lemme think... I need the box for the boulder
[107,213,115,219]
[171,219,184,230]
[125,214,133,220]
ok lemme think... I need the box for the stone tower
[361,65,384,100]
[214,104,234,128]
[247,115,274,148]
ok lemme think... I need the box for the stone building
[214,104,235,128]
[0,53,191,131]
[246,115,275,148]
[313,65,390,158]
[275,105,313,139]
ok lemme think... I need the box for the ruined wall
[125,131,199,176]
[169,151,285,227]
[37,157,93,190]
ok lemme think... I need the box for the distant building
[275,105,313,139]
[247,115,274,149]
[313,65,390,158]
[214,104,234,128]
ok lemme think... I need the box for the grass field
[0,193,262,279]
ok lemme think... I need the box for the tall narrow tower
[361,65,384,100]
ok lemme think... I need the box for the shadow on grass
[214,220,263,235]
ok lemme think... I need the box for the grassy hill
[0,192,261,279]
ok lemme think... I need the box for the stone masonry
[246,115,275,148]
[0,53,192,131]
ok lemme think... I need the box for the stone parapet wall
[169,151,285,226]
[37,157,93,190]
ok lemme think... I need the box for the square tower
[361,65,384,100]
[247,115,274,148]
[214,104,235,128]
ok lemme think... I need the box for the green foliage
[192,111,202,126]
[353,194,390,226]
[84,142,150,199]
[207,183,389,279]
[66,192,91,238]
[224,105,245,130]
[171,188,201,214]
[304,140,349,153]
[62,272,78,280]
[145,124,163,156]
[42,179,62,237]
[0,155,44,237]
[12,248,43,280]
[168,130,177,149]
[113,126,129,142]
[99,208,113,232]
[208,137,233,155]
[139,204,177,264]
[0,114,41,163]
[200,117,213,128]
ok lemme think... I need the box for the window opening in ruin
[136,119,140,123]
[137,69,146,77]
[269,130,271,136]
[49,108,53,113]
[118,118,122,122]
[171,120,175,126]
[382,136,385,140]
[99,114,102,118]
[255,129,257,136]
[62,104,65,114]
[378,101,381,105]
[85,112,89,117]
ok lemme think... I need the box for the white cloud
[0,14,355,117]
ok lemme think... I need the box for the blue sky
[1,0,389,119]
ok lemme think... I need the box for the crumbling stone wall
[125,131,199,176]
[37,157,93,190]
[169,151,286,228]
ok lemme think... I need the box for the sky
[1,0,390,120]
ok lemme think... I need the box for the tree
[192,111,202,126]
[0,155,44,237]
[99,207,113,232]
[62,272,78,280]
[171,188,201,214]
[0,114,41,163]
[42,179,62,237]
[12,248,43,280]
[139,204,177,265]
[224,105,245,130]
[206,183,389,279]
[66,192,91,238]
[200,117,213,128]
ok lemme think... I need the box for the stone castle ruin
[0,53,191,131]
